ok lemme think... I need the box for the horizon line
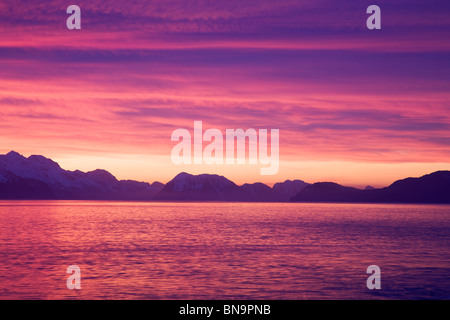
[1,150,449,190]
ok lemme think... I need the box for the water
[0,201,449,300]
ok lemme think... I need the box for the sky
[0,0,449,188]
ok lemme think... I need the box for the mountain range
[155,172,308,201]
[0,151,164,200]
[291,171,450,204]
[0,151,449,203]
[0,151,307,201]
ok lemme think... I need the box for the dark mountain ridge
[0,151,307,201]
[1,151,448,203]
[291,171,450,204]
[154,172,308,201]
[0,151,164,200]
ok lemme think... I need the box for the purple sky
[0,0,449,186]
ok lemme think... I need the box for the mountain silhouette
[272,179,309,201]
[0,151,308,201]
[291,171,450,204]
[0,151,163,200]
[155,172,240,201]
[154,172,308,201]
[0,151,448,203]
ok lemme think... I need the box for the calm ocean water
[0,201,449,300]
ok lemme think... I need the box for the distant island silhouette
[0,151,449,203]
